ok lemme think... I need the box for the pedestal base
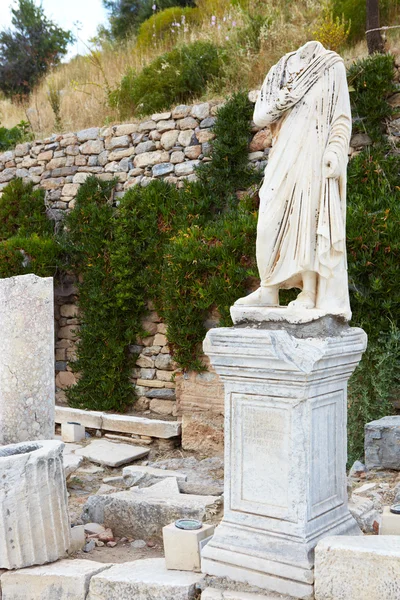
[202,515,361,599]
[201,323,367,599]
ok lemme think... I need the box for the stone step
[55,406,181,439]
[87,558,204,600]
[315,535,400,599]
[0,559,111,600]
[202,588,293,600]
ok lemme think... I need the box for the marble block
[314,536,400,599]
[163,522,215,572]
[201,323,367,600]
[0,440,71,569]
[0,274,54,444]
[364,416,400,470]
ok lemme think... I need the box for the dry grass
[2,0,396,138]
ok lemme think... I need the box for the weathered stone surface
[161,130,180,150]
[135,140,156,154]
[201,589,286,600]
[87,558,204,600]
[152,111,172,121]
[123,464,187,487]
[172,105,191,119]
[82,478,221,539]
[105,135,130,150]
[154,353,175,370]
[137,120,157,132]
[133,150,170,168]
[191,103,210,120]
[1,559,110,600]
[80,140,104,154]
[149,456,224,496]
[315,536,400,599]
[77,127,100,141]
[178,130,195,146]
[152,162,174,177]
[175,160,200,176]
[201,326,366,598]
[75,439,149,467]
[249,129,272,151]
[171,150,185,163]
[145,388,176,400]
[101,413,181,438]
[164,521,215,572]
[348,495,380,533]
[64,453,84,479]
[149,399,175,415]
[55,406,103,429]
[178,117,198,130]
[157,119,176,132]
[365,416,400,470]
[0,275,54,444]
[0,440,70,569]
[185,145,202,159]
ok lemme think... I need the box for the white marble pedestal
[201,320,367,599]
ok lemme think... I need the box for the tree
[102,0,195,41]
[366,0,385,53]
[0,0,73,99]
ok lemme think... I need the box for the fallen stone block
[0,559,111,600]
[380,505,400,535]
[122,464,187,487]
[75,439,149,467]
[87,558,204,600]
[82,478,222,539]
[315,536,400,599]
[149,456,224,496]
[348,495,381,533]
[365,416,400,470]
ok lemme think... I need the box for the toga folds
[254,42,352,318]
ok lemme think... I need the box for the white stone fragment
[0,440,70,569]
[87,558,204,600]
[64,453,84,479]
[1,559,111,600]
[75,439,149,467]
[163,522,215,571]
[123,464,187,486]
[62,421,85,442]
[314,536,400,599]
[0,274,54,444]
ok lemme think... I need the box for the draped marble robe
[250,42,352,319]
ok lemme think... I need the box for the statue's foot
[234,286,279,306]
[288,290,316,310]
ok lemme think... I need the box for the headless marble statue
[234,41,352,322]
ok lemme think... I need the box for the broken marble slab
[82,478,222,539]
[64,454,84,479]
[148,456,224,496]
[122,465,187,487]
[0,559,111,600]
[74,439,149,467]
[87,558,204,600]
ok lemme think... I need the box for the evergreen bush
[109,41,224,117]
[348,53,395,141]
[0,121,31,152]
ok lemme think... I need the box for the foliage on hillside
[0,178,60,279]
[109,41,224,117]
[0,0,73,99]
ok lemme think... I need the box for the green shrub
[109,41,224,118]
[345,145,400,464]
[348,53,395,141]
[0,120,31,151]
[64,92,259,409]
[0,178,52,240]
[136,6,199,50]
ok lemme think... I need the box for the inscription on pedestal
[231,393,291,519]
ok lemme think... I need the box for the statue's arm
[324,62,352,179]
[253,61,290,127]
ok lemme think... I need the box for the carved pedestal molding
[0,274,54,444]
[0,440,70,569]
[201,322,367,599]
